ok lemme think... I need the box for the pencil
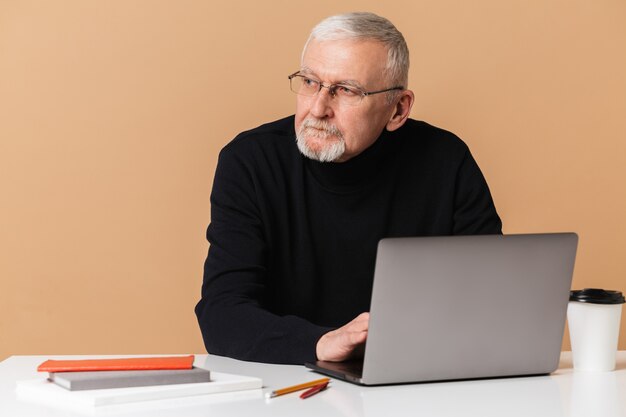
[300,381,330,399]
[265,377,330,399]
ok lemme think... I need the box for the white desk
[1,352,625,416]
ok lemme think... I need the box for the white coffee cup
[568,288,624,372]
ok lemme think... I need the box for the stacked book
[15,355,263,407]
[38,355,209,391]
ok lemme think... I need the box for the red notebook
[37,355,195,372]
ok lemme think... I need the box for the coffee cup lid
[570,288,625,304]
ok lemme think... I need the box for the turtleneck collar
[302,128,395,193]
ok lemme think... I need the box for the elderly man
[195,12,502,364]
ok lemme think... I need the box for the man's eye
[336,86,359,96]
[302,78,318,88]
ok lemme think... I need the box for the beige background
[1,0,625,361]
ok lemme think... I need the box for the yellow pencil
[265,377,330,399]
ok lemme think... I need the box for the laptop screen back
[360,233,578,385]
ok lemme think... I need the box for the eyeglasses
[288,71,404,106]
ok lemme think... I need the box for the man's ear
[386,90,415,132]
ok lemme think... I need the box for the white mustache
[301,119,343,139]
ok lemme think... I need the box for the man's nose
[309,87,335,119]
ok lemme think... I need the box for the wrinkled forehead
[300,38,389,87]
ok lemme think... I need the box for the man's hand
[316,312,369,362]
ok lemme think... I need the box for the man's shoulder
[223,115,295,155]
[388,119,472,173]
[400,118,469,155]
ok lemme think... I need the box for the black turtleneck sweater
[195,115,502,364]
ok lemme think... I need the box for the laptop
[306,233,578,385]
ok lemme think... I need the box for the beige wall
[1,0,625,361]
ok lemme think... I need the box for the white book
[16,371,262,407]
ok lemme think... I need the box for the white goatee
[296,119,345,162]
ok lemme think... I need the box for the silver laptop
[306,233,578,385]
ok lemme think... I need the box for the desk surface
[1,352,625,417]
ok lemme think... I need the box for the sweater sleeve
[452,149,503,235]
[194,145,331,364]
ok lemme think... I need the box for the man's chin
[296,136,345,162]
[304,137,335,152]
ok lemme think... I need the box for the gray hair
[303,12,409,91]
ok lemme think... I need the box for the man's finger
[316,312,370,361]
[354,312,370,323]
[348,329,368,345]
[347,313,369,331]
